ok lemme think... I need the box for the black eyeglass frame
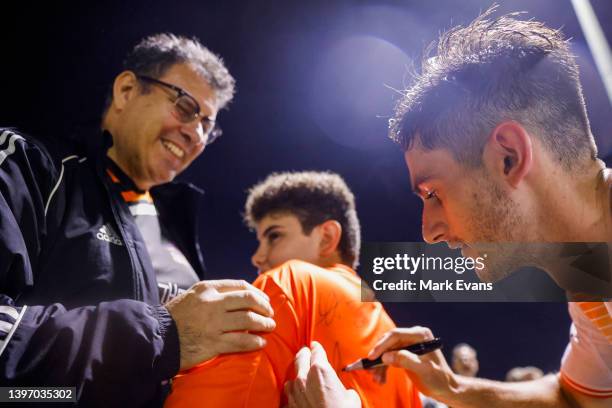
[136,74,222,145]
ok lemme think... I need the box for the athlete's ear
[483,121,533,188]
[318,220,342,258]
[110,71,140,112]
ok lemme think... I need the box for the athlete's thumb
[382,350,421,370]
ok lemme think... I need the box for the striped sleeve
[560,302,612,398]
[0,129,58,296]
[0,130,25,166]
[0,304,27,357]
[560,371,612,398]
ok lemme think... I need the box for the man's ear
[483,121,533,188]
[110,71,139,112]
[318,220,342,258]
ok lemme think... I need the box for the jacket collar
[78,128,204,198]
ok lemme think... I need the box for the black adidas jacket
[0,128,206,406]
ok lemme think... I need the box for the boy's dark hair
[389,6,597,171]
[244,171,361,268]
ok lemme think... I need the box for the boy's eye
[267,232,281,243]
[425,190,438,201]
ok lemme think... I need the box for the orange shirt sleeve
[164,351,278,407]
[164,270,302,408]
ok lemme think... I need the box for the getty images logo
[96,224,123,246]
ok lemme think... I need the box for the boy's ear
[318,220,342,258]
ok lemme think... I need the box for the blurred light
[571,42,612,157]
[304,5,434,151]
[308,34,411,150]
[571,0,612,107]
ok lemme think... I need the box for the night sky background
[3,0,611,380]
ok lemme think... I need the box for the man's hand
[165,279,276,371]
[368,326,458,401]
[284,342,361,408]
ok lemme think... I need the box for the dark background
[3,0,611,380]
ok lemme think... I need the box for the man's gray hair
[105,33,235,111]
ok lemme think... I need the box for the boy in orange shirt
[165,171,421,407]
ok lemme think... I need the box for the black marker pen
[343,338,443,371]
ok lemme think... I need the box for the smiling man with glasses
[0,34,276,407]
[136,74,223,145]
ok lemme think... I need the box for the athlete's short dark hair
[389,6,597,171]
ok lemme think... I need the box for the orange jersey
[560,302,612,398]
[165,260,421,407]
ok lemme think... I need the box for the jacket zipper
[100,168,143,301]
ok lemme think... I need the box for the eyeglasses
[136,75,222,145]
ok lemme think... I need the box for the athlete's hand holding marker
[343,337,442,371]
[284,331,445,408]
[367,326,457,401]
